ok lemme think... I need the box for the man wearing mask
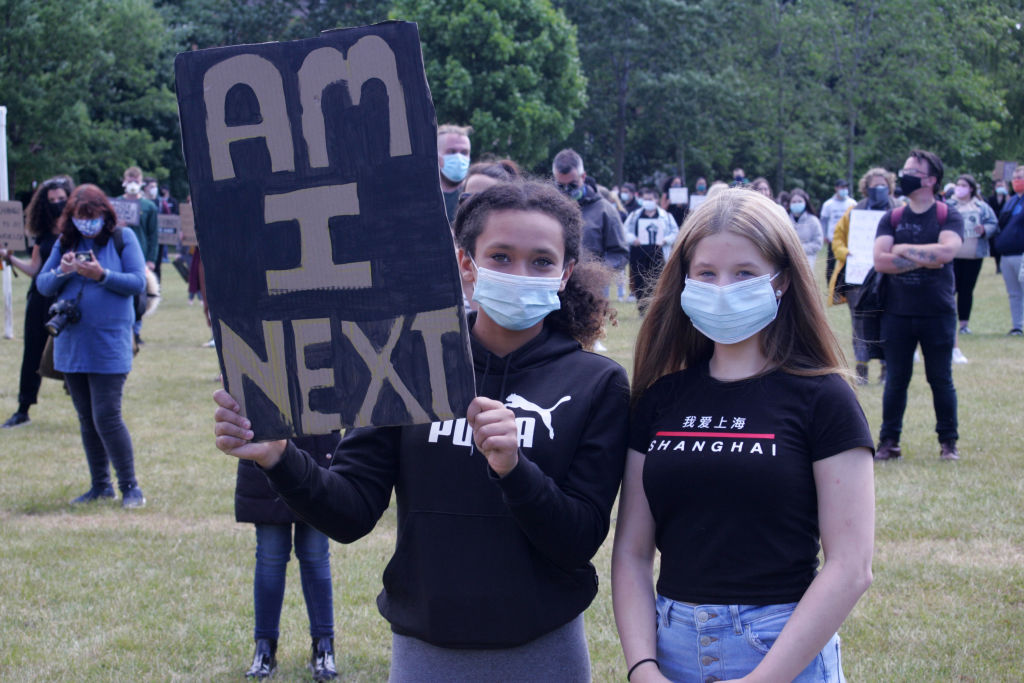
[121,166,159,345]
[437,124,471,224]
[987,178,1009,274]
[730,167,747,187]
[618,183,640,218]
[994,165,1024,336]
[623,187,679,312]
[143,176,165,281]
[872,150,964,462]
[551,149,628,273]
[820,179,857,286]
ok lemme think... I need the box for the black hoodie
[263,319,629,648]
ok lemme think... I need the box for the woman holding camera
[1,175,75,429]
[36,184,148,508]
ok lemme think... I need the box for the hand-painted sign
[0,201,23,248]
[109,197,140,227]
[174,22,475,440]
[157,214,181,246]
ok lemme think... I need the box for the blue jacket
[36,229,146,374]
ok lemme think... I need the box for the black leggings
[17,285,54,413]
[953,258,984,322]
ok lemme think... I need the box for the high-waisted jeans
[655,595,844,682]
[253,523,334,641]
[64,372,137,492]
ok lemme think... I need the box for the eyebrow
[485,243,560,258]
[692,261,761,269]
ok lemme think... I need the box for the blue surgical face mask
[997,186,1008,195]
[789,201,806,216]
[72,216,104,237]
[619,191,633,203]
[680,273,781,344]
[441,153,469,183]
[471,260,564,331]
[838,188,849,199]
[642,199,657,212]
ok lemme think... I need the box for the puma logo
[504,393,571,440]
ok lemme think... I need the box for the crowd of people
[3,125,1022,681]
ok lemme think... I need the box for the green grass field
[1,255,1022,681]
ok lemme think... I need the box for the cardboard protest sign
[109,197,140,227]
[845,209,886,285]
[179,204,197,247]
[0,201,23,249]
[174,22,475,440]
[157,214,181,246]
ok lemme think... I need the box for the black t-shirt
[30,231,59,295]
[875,203,964,317]
[629,364,873,605]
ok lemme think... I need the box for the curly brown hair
[453,180,615,348]
[24,175,74,237]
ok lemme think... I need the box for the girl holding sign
[613,189,874,683]
[214,180,628,681]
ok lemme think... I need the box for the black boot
[245,638,277,679]
[854,363,868,385]
[309,636,337,680]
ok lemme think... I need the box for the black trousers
[17,285,54,412]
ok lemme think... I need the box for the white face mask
[641,199,658,212]
[680,273,781,344]
[471,260,564,331]
[124,181,142,195]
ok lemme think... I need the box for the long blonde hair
[632,189,849,405]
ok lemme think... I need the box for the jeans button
[697,611,708,623]
[700,635,712,646]
[701,655,719,666]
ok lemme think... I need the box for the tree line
[2,0,1021,204]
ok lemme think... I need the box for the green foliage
[390,0,586,168]
[0,0,177,198]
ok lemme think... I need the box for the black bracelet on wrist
[627,657,659,681]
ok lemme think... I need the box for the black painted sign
[174,22,475,439]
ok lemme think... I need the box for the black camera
[45,299,81,337]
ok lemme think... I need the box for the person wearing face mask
[659,176,688,228]
[947,174,998,363]
[873,149,965,462]
[551,149,629,306]
[142,177,167,281]
[437,124,472,224]
[213,181,628,681]
[730,167,748,188]
[786,188,823,272]
[120,166,159,346]
[994,164,1024,337]
[614,189,874,683]
[828,168,898,385]
[624,188,679,312]
[987,179,1009,274]
[820,180,857,288]
[619,182,641,218]
[1,175,75,428]
[35,185,148,507]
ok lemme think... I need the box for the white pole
[1,106,13,339]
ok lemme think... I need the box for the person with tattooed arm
[872,150,964,462]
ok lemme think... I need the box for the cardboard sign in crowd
[175,22,475,440]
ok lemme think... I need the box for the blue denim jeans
[880,313,958,443]
[253,523,334,641]
[655,595,845,682]
[64,372,137,492]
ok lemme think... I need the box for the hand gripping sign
[175,22,475,440]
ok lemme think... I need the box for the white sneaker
[952,347,968,364]
[593,340,608,352]
[202,338,216,348]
